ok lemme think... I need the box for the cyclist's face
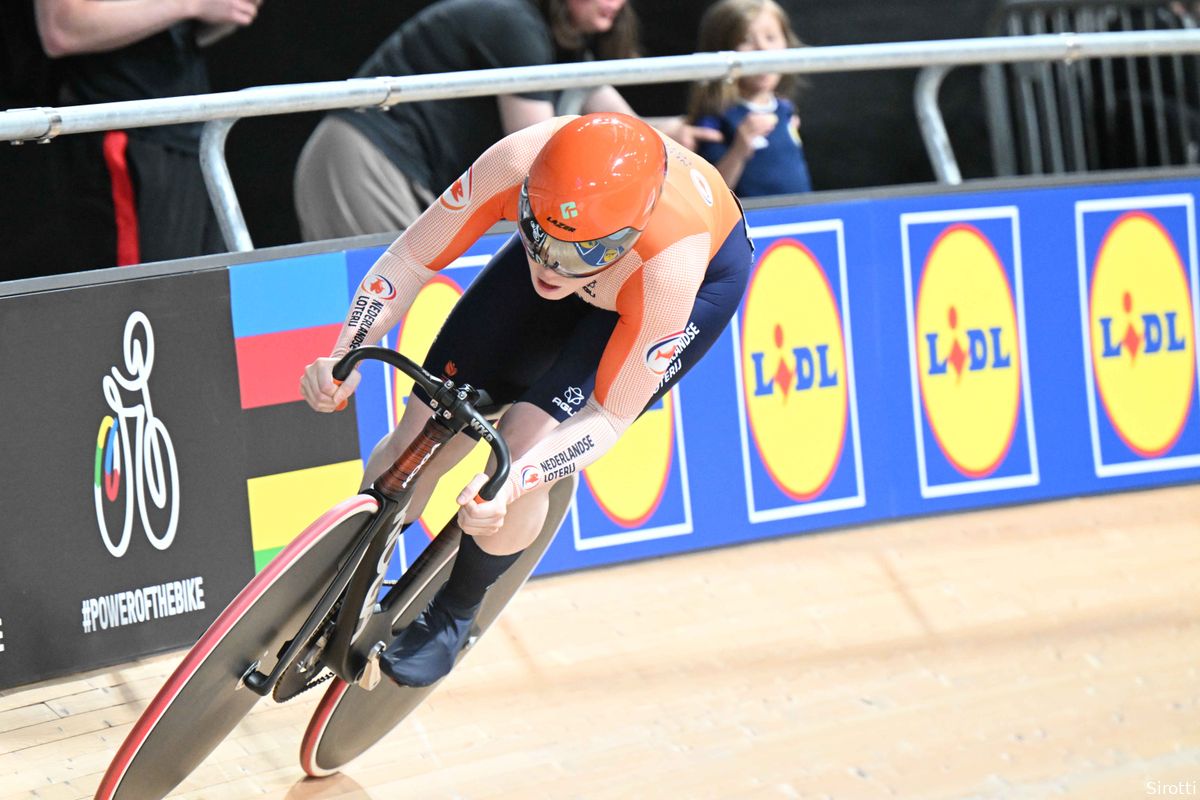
[526,253,591,300]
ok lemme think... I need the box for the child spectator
[688,0,812,197]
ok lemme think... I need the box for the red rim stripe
[300,678,350,777]
[94,495,378,800]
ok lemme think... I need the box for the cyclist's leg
[376,247,614,687]
[469,401,559,555]
[375,404,559,688]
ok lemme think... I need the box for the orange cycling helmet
[518,113,668,278]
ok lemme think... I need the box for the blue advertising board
[226,175,1200,578]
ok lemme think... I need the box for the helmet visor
[517,180,641,278]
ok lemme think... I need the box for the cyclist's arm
[506,234,711,498]
[330,118,568,357]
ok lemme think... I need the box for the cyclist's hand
[300,356,360,412]
[456,472,512,536]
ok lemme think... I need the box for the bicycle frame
[239,346,511,696]
[96,346,520,800]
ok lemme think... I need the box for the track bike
[95,346,576,799]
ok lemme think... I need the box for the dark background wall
[2,0,999,275]
[204,0,998,248]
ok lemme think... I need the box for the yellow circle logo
[915,225,1021,478]
[392,275,491,536]
[742,240,848,500]
[583,392,676,527]
[1089,211,1196,457]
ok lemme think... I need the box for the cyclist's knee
[493,402,560,460]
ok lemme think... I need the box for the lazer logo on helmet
[517,113,666,279]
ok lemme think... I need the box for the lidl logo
[902,210,1038,497]
[1076,197,1200,476]
[734,222,863,523]
[570,388,693,550]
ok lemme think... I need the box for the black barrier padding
[0,270,255,689]
[243,399,361,480]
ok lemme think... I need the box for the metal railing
[982,0,1200,177]
[5,30,1200,250]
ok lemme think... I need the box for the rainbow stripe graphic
[229,252,364,570]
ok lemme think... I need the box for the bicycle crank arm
[240,494,396,696]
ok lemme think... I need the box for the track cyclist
[300,112,753,688]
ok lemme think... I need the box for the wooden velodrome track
[2,485,1197,799]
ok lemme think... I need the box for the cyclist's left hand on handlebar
[300,356,361,413]
[456,472,512,536]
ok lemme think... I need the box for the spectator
[688,0,812,198]
[34,0,261,270]
[294,0,715,241]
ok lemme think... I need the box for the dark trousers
[53,130,224,272]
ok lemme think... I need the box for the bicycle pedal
[356,641,387,691]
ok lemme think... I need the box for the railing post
[200,118,254,252]
[915,64,963,185]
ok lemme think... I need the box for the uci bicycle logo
[741,239,848,501]
[93,311,180,558]
[915,224,1021,478]
[1088,211,1196,457]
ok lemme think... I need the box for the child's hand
[735,112,778,153]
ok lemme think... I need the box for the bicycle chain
[272,581,396,703]
[272,598,343,703]
[274,668,335,703]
